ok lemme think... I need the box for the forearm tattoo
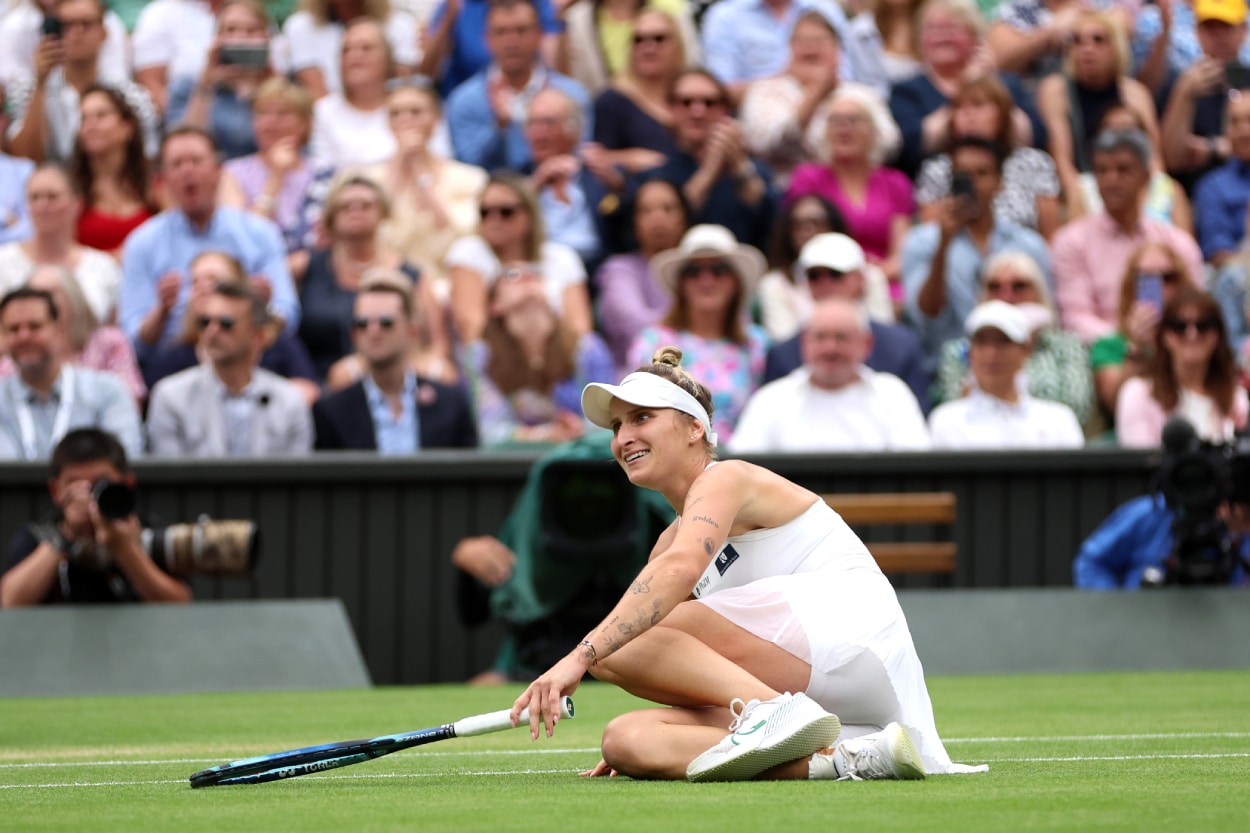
[691,515,719,528]
[630,574,654,594]
[703,537,715,556]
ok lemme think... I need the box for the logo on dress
[715,543,740,576]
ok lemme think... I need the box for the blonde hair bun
[652,346,684,368]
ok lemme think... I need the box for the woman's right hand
[511,651,588,740]
[263,136,300,177]
[1125,301,1161,352]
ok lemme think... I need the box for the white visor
[582,372,718,447]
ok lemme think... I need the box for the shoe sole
[884,723,926,780]
[687,712,842,783]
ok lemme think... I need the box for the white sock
[808,747,847,780]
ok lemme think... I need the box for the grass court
[3,670,1248,832]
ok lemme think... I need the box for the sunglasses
[1163,317,1220,336]
[633,32,670,46]
[353,315,397,331]
[791,215,830,231]
[1137,270,1181,285]
[674,95,725,110]
[985,279,1035,293]
[480,204,522,220]
[197,315,237,331]
[679,262,734,280]
[806,267,848,282]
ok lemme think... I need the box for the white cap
[581,373,717,447]
[796,233,865,275]
[964,300,1030,344]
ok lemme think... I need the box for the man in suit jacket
[313,278,477,452]
[763,233,932,412]
[147,283,312,456]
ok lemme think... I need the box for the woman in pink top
[1116,287,1248,448]
[785,86,913,305]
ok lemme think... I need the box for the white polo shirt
[928,388,1085,450]
[730,366,931,453]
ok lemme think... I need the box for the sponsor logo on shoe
[729,720,767,745]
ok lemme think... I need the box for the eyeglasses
[679,262,734,280]
[197,315,237,331]
[633,32,670,46]
[1163,317,1220,336]
[673,95,725,110]
[352,315,397,331]
[806,267,848,282]
[984,278,1035,294]
[480,204,522,220]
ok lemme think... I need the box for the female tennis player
[510,347,984,781]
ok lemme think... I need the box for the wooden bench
[822,492,957,576]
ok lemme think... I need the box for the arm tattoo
[703,537,715,556]
[630,575,654,594]
[691,515,719,529]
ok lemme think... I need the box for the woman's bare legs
[589,600,821,779]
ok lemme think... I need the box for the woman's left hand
[511,651,588,740]
[580,759,618,777]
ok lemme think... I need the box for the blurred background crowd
[3,0,1250,458]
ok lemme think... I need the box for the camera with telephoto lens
[1150,417,1250,586]
[74,481,260,576]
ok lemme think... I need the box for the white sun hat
[650,224,767,297]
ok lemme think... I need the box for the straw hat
[650,225,767,297]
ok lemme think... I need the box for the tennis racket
[188,696,575,787]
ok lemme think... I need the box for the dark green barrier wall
[0,449,1157,685]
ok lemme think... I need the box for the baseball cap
[1195,0,1247,25]
[796,233,865,275]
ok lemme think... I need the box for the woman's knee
[600,711,658,775]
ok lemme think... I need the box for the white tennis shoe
[686,692,841,782]
[813,722,926,781]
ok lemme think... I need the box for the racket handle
[453,696,575,737]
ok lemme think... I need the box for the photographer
[0,428,192,606]
[1074,417,1250,589]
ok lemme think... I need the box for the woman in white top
[445,173,592,343]
[308,18,406,168]
[283,0,419,99]
[510,347,985,782]
[1117,287,1249,448]
[0,163,119,323]
[358,81,487,298]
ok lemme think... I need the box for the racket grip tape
[453,696,575,737]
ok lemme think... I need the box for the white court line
[5,731,1250,770]
[5,754,1250,791]
[945,732,1250,743]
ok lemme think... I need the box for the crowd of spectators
[4,0,1250,460]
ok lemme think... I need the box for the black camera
[1152,418,1250,585]
[92,480,137,520]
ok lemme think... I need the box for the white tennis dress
[692,498,985,775]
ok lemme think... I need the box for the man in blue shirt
[444,0,590,171]
[1074,493,1249,589]
[422,0,564,96]
[0,287,142,461]
[119,126,298,364]
[700,0,883,100]
[0,85,34,245]
[902,137,1052,364]
[1194,92,1250,265]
